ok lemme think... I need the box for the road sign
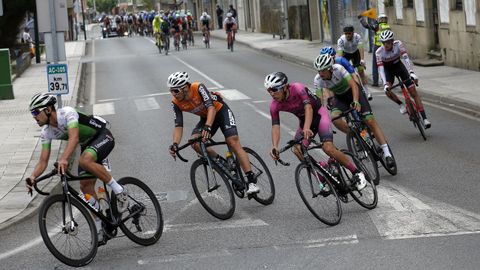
[47,64,69,95]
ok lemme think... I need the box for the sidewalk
[210,30,480,116]
[0,41,85,229]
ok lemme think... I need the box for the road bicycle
[203,28,210,48]
[389,76,427,140]
[162,33,170,55]
[187,28,195,46]
[27,162,163,267]
[174,137,275,220]
[174,32,181,51]
[154,32,163,54]
[227,30,235,52]
[276,137,377,225]
[181,30,188,50]
[335,108,397,182]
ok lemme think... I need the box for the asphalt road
[0,33,479,270]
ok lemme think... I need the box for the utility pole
[34,3,41,63]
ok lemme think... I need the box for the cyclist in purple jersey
[265,72,367,191]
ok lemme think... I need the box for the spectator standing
[216,5,223,29]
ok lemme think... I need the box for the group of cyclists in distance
[102,8,238,52]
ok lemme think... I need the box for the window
[454,0,463,10]
[406,0,414,8]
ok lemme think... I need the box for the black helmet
[343,25,354,33]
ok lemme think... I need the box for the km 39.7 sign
[47,64,69,94]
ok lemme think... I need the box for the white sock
[107,178,123,194]
[381,144,391,157]
[95,218,102,233]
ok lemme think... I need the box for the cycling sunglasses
[267,85,285,93]
[170,85,187,94]
[31,108,46,117]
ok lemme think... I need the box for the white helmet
[29,93,56,111]
[226,12,232,18]
[377,13,387,20]
[264,72,288,89]
[202,12,207,17]
[379,30,394,42]
[167,72,189,88]
[314,54,334,71]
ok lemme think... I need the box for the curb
[0,41,87,231]
[213,33,480,117]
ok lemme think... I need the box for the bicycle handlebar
[275,137,323,167]
[174,138,227,163]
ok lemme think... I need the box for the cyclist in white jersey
[337,25,371,100]
[376,30,431,128]
[313,54,395,168]
[26,93,129,243]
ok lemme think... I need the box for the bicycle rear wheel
[116,177,163,246]
[191,158,235,220]
[406,99,427,141]
[39,194,97,267]
[346,132,380,185]
[295,163,342,226]
[243,147,275,205]
[340,151,377,209]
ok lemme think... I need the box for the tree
[87,0,116,14]
[0,0,36,49]
[140,0,155,11]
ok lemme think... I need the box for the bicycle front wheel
[116,177,163,246]
[39,194,97,267]
[341,150,378,209]
[295,163,342,226]
[191,159,235,220]
[346,132,380,185]
[243,147,275,205]
[406,99,427,141]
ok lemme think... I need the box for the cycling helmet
[226,12,232,18]
[314,54,334,71]
[343,25,354,33]
[379,30,394,42]
[202,12,207,17]
[167,72,189,88]
[29,93,56,111]
[319,46,336,56]
[264,72,288,89]
[378,13,387,20]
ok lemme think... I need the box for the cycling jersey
[223,18,237,31]
[335,56,355,74]
[200,15,211,28]
[40,106,107,148]
[172,83,223,127]
[376,40,415,88]
[314,64,352,95]
[152,17,161,33]
[337,33,363,54]
[269,83,333,142]
[314,65,373,119]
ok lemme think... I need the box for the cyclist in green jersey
[313,54,395,168]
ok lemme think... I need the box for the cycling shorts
[343,50,361,68]
[332,85,373,120]
[294,106,333,142]
[192,103,238,138]
[384,62,415,90]
[78,129,115,176]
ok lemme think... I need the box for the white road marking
[90,40,96,105]
[172,56,224,89]
[216,89,251,100]
[134,97,160,111]
[98,97,123,102]
[243,102,296,136]
[371,183,480,240]
[0,237,43,261]
[252,100,270,103]
[139,92,171,97]
[164,218,268,232]
[138,250,231,264]
[93,102,115,115]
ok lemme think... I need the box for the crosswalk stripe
[134,97,160,111]
[93,102,115,115]
[217,89,250,100]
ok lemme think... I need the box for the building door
[432,0,440,49]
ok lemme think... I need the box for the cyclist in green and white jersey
[25,93,129,242]
[313,54,395,168]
